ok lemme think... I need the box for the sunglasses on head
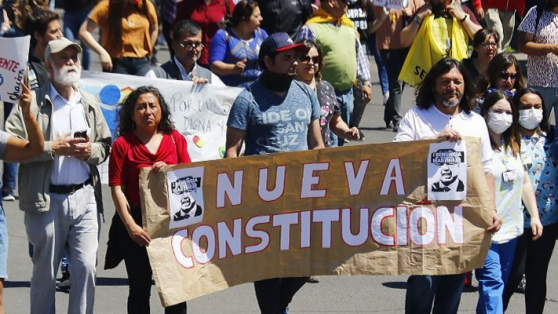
[298,55,320,64]
[499,72,517,81]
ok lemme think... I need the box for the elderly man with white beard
[5,38,111,314]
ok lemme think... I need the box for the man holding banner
[394,58,501,314]
[225,32,324,314]
[5,38,111,314]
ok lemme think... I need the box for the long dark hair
[415,58,476,113]
[116,86,174,136]
[108,0,150,53]
[513,88,555,142]
[296,39,324,81]
[477,52,526,94]
[481,90,520,157]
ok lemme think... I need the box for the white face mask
[518,108,543,130]
[487,112,513,134]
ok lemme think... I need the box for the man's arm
[225,127,246,158]
[83,97,112,165]
[400,5,431,47]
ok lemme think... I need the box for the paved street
[3,44,558,313]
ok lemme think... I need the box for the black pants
[254,277,309,314]
[113,209,187,314]
[104,56,151,76]
[380,48,409,127]
[503,223,558,314]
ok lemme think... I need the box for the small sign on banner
[0,36,30,102]
[374,0,408,9]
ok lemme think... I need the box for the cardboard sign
[0,36,30,102]
[140,137,493,306]
[374,0,408,9]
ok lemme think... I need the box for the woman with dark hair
[79,0,158,75]
[209,0,267,87]
[175,0,235,67]
[294,39,360,147]
[462,28,500,82]
[477,52,526,98]
[107,86,189,314]
[502,88,558,314]
[476,90,543,314]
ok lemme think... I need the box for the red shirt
[109,130,191,207]
[175,0,235,65]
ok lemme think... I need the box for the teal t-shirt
[227,80,321,156]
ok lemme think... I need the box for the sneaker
[383,92,390,106]
[2,194,15,201]
[56,271,71,291]
[307,276,319,283]
[516,274,526,294]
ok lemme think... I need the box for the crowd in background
[0,0,557,313]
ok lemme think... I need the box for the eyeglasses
[178,41,204,50]
[499,72,517,81]
[298,55,320,64]
[480,42,498,48]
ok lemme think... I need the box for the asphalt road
[3,44,557,313]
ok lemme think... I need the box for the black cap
[258,32,306,64]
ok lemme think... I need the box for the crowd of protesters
[0,0,557,313]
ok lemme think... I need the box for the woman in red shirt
[107,86,190,314]
[175,0,235,67]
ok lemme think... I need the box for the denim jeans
[476,238,518,314]
[380,48,409,127]
[332,87,354,146]
[405,274,466,314]
[63,10,92,70]
[106,57,151,76]
[530,86,558,124]
[367,33,389,95]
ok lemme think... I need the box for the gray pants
[25,184,98,314]
[485,9,516,52]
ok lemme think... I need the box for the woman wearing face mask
[502,88,558,314]
[476,90,543,314]
[294,39,360,147]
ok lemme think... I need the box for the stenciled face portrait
[439,161,460,185]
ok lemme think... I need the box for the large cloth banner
[140,137,493,307]
[79,71,242,182]
[0,36,30,102]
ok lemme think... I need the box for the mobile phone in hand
[74,130,87,139]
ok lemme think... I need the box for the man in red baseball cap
[225,32,325,314]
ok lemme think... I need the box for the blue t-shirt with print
[227,80,321,156]
[521,134,558,227]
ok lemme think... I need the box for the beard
[53,64,81,86]
[438,91,462,108]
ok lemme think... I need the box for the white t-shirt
[491,147,526,243]
[394,105,493,173]
[517,6,558,87]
